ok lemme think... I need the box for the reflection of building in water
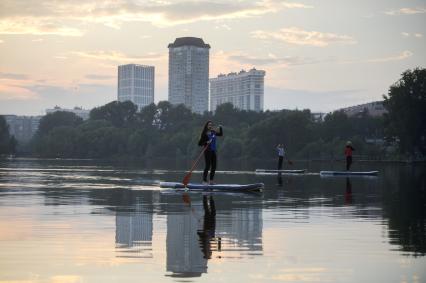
[115,211,153,258]
[166,209,207,277]
[217,208,263,251]
[165,202,263,277]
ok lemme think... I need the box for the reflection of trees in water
[382,167,426,256]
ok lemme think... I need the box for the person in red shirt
[345,141,355,171]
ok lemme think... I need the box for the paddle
[182,143,209,187]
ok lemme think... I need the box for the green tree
[321,111,353,141]
[0,116,16,154]
[384,68,426,155]
[137,103,157,129]
[90,101,138,128]
[37,111,83,136]
[244,110,313,159]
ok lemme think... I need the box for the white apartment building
[210,68,265,112]
[338,101,387,117]
[46,106,90,120]
[168,37,210,114]
[117,64,155,110]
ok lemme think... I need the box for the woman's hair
[201,120,212,136]
[198,120,212,146]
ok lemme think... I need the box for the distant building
[46,106,90,120]
[116,211,153,258]
[338,101,387,117]
[312,112,326,122]
[210,68,265,112]
[167,210,207,277]
[4,115,42,143]
[168,37,210,114]
[117,64,155,110]
[165,200,263,277]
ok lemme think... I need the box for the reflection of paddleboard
[159,182,264,192]
[255,169,306,174]
[320,171,379,176]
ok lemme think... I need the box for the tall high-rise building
[168,37,210,114]
[210,68,265,112]
[117,64,155,110]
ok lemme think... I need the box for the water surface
[0,159,425,282]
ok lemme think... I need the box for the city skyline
[0,0,425,115]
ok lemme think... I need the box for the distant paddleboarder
[276,144,285,170]
[345,141,355,171]
[198,121,223,185]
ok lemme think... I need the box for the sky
[0,0,425,115]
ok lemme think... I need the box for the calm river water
[0,158,425,283]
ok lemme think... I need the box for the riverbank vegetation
[2,68,424,162]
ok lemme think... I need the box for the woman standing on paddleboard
[198,121,223,185]
[276,144,285,170]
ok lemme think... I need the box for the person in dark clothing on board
[276,144,285,170]
[198,121,223,185]
[345,141,355,171]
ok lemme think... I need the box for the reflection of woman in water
[197,195,219,259]
[345,177,353,205]
[277,172,283,186]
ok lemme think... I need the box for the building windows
[118,64,155,110]
[210,69,265,112]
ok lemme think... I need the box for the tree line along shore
[0,68,425,162]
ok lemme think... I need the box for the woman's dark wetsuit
[198,126,223,182]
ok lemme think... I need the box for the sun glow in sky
[0,0,425,115]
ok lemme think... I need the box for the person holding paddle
[276,144,285,170]
[198,121,223,185]
[345,141,355,171]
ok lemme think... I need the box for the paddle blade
[182,172,192,187]
[182,193,191,205]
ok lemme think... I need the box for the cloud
[72,50,165,63]
[401,32,423,38]
[0,0,313,36]
[215,24,231,30]
[367,50,413,63]
[226,52,326,66]
[50,275,83,283]
[341,50,413,64]
[265,86,368,112]
[85,74,115,80]
[384,7,426,15]
[0,17,84,36]
[251,27,356,47]
[0,84,39,100]
[0,71,29,80]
